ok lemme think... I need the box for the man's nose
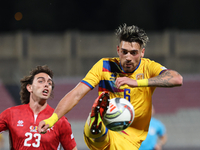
[126,53,132,61]
[45,83,49,87]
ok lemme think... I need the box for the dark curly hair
[20,65,54,104]
[116,23,149,48]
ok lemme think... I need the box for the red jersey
[0,104,76,150]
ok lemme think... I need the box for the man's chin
[124,68,134,73]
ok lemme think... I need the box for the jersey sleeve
[147,60,167,78]
[157,121,166,137]
[59,117,77,150]
[0,108,10,132]
[81,58,103,89]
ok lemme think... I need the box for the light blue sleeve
[157,119,166,136]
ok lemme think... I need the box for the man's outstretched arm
[38,82,91,133]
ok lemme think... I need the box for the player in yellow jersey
[38,24,183,150]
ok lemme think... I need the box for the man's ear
[117,45,120,55]
[141,48,145,58]
[26,84,32,92]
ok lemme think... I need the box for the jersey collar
[119,59,141,73]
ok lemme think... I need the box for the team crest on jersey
[136,73,144,80]
[17,120,24,126]
[30,126,38,132]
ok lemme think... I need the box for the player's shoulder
[94,57,119,67]
[45,104,54,111]
[102,57,119,62]
[141,58,154,63]
[141,58,163,67]
[151,117,163,125]
[57,116,71,127]
[59,116,69,123]
[42,105,56,116]
[6,104,28,111]
[100,57,120,66]
[1,104,28,116]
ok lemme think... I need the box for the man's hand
[154,143,162,150]
[115,77,137,88]
[38,120,50,134]
[38,113,58,134]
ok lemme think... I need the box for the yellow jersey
[82,57,166,148]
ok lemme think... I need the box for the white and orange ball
[102,97,135,131]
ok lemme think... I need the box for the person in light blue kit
[139,106,167,150]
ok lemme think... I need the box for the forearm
[155,134,167,150]
[159,134,167,146]
[54,95,75,119]
[55,82,91,119]
[44,82,91,127]
[116,70,183,88]
[147,70,183,87]
[43,91,79,127]
[54,90,81,119]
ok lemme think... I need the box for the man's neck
[29,99,47,115]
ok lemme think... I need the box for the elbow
[168,70,183,87]
[175,74,183,86]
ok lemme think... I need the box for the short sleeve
[147,60,167,78]
[81,58,103,89]
[157,121,166,137]
[0,108,10,132]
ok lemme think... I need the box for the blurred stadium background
[0,0,200,150]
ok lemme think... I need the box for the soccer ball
[102,97,135,131]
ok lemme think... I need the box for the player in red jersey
[0,65,77,150]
